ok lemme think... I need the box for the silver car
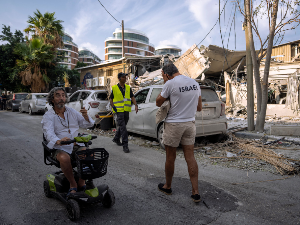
[19,93,48,115]
[126,85,227,148]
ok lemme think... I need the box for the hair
[162,63,179,76]
[47,87,68,106]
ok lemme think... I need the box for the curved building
[78,47,102,65]
[155,45,182,56]
[105,28,155,61]
[57,32,79,70]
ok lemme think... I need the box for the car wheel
[66,199,80,221]
[43,181,52,198]
[102,189,115,208]
[157,124,165,150]
[28,106,34,115]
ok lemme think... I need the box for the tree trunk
[256,0,279,132]
[245,0,262,130]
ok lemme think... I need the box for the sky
[1,0,299,60]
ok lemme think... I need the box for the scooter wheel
[43,181,52,198]
[66,199,80,221]
[102,189,115,208]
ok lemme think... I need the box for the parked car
[45,90,109,120]
[6,93,28,112]
[19,93,48,115]
[126,85,228,149]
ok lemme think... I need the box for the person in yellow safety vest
[109,73,138,153]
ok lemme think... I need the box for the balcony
[106,42,122,47]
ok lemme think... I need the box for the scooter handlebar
[60,136,97,145]
[60,140,75,145]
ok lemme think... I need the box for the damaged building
[76,39,300,116]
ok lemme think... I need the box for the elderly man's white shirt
[41,106,95,154]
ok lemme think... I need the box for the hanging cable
[179,0,230,60]
[97,0,121,24]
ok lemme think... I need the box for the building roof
[113,28,148,37]
[155,45,182,51]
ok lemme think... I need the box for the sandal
[191,194,201,203]
[158,183,172,195]
[67,187,77,197]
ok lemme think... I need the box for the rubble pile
[195,134,300,175]
[235,137,299,175]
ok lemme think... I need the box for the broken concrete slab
[266,104,299,117]
[269,125,300,136]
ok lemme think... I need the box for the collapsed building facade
[76,40,300,116]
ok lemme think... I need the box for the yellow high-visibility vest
[112,84,132,113]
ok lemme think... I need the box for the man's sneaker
[191,194,201,203]
[158,183,172,195]
[123,146,130,153]
[112,138,123,146]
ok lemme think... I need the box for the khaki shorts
[52,145,86,160]
[163,121,196,147]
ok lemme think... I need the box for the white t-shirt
[160,75,201,123]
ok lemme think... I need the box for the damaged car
[126,85,228,149]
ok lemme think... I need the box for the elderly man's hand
[80,107,89,121]
[56,137,71,145]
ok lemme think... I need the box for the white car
[19,93,48,115]
[126,85,228,148]
[45,90,109,120]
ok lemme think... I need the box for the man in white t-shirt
[156,63,202,203]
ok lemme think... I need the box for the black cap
[118,72,128,79]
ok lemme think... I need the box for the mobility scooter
[42,133,115,221]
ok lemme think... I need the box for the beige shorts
[52,145,86,160]
[163,121,196,147]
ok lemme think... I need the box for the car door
[23,94,32,111]
[142,87,163,135]
[127,88,150,133]
[66,92,80,110]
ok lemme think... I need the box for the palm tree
[14,37,55,92]
[24,9,64,49]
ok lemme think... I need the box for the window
[80,92,90,100]
[149,88,162,103]
[128,48,130,53]
[201,89,219,102]
[107,69,113,76]
[69,92,80,102]
[26,94,32,100]
[95,92,108,100]
[16,94,28,99]
[35,94,47,99]
[135,89,149,104]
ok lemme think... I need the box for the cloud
[186,0,219,30]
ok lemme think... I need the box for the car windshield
[149,88,162,103]
[201,89,219,102]
[15,94,28,99]
[35,94,47,99]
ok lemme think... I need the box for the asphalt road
[0,110,299,225]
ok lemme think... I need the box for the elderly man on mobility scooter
[42,87,94,195]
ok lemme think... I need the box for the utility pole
[244,0,254,131]
[122,20,125,72]
[122,20,125,58]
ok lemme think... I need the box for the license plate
[201,109,211,117]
